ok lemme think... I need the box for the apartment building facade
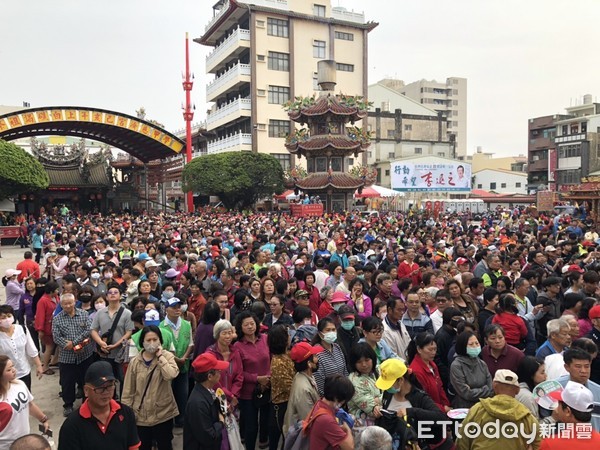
[197,0,377,170]
[378,77,467,158]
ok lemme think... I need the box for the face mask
[80,295,92,303]
[333,303,343,311]
[290,245,297,251]
[90,273,101,280]
[0,316,14,329]
[104,272,113,279]
[369,256,377,261]
[450,319,463,329]
[143,342,160,354]
[95,303,106,310]
[163,291,175,299]
[322,331,337,344]
[387,386,400,394]
[466,346,481,358]
[181,304,188,313]
[357,274,365,280]
[341,321,355,331]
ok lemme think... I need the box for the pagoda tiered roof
[285,135,363,155]
[286,94,369,124]
[295,173,365,191]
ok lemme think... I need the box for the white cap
[5,269,21,278]
[551,381,595,413]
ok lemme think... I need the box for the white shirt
[0,326,39,378]
[545,353,568,381]
[313,269,328,291]
[431,309,443,333]
[0,380,33,450]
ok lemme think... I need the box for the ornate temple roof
[295,173,365,191]
[46,164,111,188]
[286,94,369,124]
[285,135,363,154]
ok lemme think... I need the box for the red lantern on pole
[96,193,102,200]
[90,194,96,200]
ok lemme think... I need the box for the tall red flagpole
[182,32,194,213]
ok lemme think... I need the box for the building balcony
[206,96,252,131]
[204,0,231,32]
[247,0,289,11]
[528,137,551,150]
[331,6,366,24]
[555,132,586,144]
[207,131,252,154]
[528,159,548,171]
[206,62,251,103]
[206,27,251,74]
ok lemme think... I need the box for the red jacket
[207,343,244,402]
[409,354,450,411]
[492,312,528,345]
[305,284,322,314]
[397,260,422,287]
[34,293,59,335]
[16,259,40,282]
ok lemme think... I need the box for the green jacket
[456,394,541,450]
[160,318,192,373]
[131,328,175,353]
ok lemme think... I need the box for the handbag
[225,413,244,450]
[252,384,271,408]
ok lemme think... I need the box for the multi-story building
[527,115,562,193]
[378,77,467,158]
[554,95,600,192]
[366,82,453,185]
[473,169,528,194]
[196,0,377,170]
[469,147,527,173]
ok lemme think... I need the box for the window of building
[582,122,587,133]
[490,182,497,190]
[387,130,395,139]
[315,157,327,172]
[268,120,290,138]
[272,153,291,170]
[348,157,354,165]
[562,125,568,135]
[558,144,582,158]
[388,152,395,159]
[570,124,579,134]
[452,121,458,126]
[367,151,372,158]
[257,54,265,62]
[314,4,326,17]
[542,128,555,139]
[452,100,458,105]
[557,169,581,184]
[414,147,422,154]
[268,51,289,71]
[376,168,381,183]
[334,31,354,41]
[477,184,482,189]
[336,63,354,72]
[404,124,412,131]
[267,18,289,37]
[331,157,342,171]
[501,183,507,188]
[268,85,290,104]
[313,40,326,58]
[516,182,522,188]
[385,169,390,176]
[307,158,315,173]
[437,152,445,157]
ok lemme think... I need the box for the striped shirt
[52,308,94,364]
[313,342,348,396]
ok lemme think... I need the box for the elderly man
[356,426,392,450]
[456,369,540,450]
[52,293,94,417]
[536,317,572,361]
[10,434,51,450]
[335,266,356,294]
[382,297,412,360]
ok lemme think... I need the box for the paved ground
[0,245,184,448]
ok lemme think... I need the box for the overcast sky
[2,0,599,157]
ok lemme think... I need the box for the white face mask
[0,316,14,329]
[91,273,101,280]
[95,303,106,310]
[143,342,160,354]
[181,304,188,313]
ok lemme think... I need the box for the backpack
[283,407,329,450]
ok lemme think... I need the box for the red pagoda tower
[284,61,375,213]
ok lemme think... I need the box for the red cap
[290,342,324,363]
[567,264,584,274]
[456,257,469,266]
[331,291,348,303]
[192,352,229,373]
[589,305,600,320]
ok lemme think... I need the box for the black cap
[85,361,116,387]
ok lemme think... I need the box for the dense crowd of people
[1,206,600,449]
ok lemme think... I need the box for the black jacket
[184,383,223,450]
[263,313,294,329]
[336,325,362,372]
[381,387,453,450]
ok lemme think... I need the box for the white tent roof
[0,199,15,212]
[372,185,405,197]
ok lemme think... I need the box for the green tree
[182,152,285,209]
[0,139,49,199]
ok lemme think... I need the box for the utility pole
[182,32,195,213]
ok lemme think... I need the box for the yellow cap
[375,358,407,391]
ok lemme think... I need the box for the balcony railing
[207,131,252,154]
[246,0,288,10]
[207,96,251,129]
[331,7,366,24]
[205,0,231,32]
[206,63,251,100]
[206,27,251,72]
